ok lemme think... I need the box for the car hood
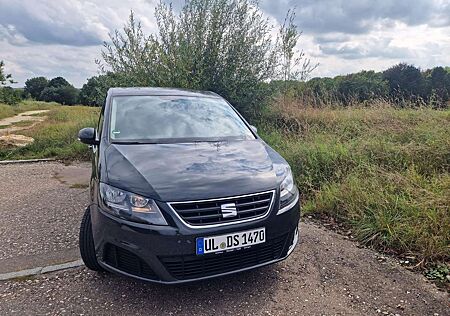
[103,140,286,202]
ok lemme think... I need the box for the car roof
[107,87,221,98]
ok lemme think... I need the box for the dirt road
[0,110,50,147]
[0,110,49,135]
[0,162,448,315]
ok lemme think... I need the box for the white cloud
[0,0,449,87]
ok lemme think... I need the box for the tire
[79,207,104,271]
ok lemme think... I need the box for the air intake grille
[169,191,274,226]
[161,234,287,280]
[103,244,158,280]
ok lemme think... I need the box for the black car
[78,87,300,284]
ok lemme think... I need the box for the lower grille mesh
[103,243,158,280]
[161,234,288,280]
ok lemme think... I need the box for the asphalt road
[0,161,89,272]
[0,162,448,315]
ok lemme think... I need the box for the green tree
[0,87,22,105]
[0,60,15,86]
[0,61,21,105]
[100,1,314,117]
[383,63,426,102]
[336,71,388,103]
[24,76,48,100]
[79,73,126,106]
[48,76,71,88]
[39,77,79,105]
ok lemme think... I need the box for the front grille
[161,234,287,280]
[103,244,158,280]
[169,191,274,226]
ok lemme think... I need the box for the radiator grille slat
[169,191,274,226]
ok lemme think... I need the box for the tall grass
[0,102,99,160]
[260,98,450,263]
[0,100,59,120]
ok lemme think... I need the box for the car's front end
[90,184,299,283]
[79,88,300,283]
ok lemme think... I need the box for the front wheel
[79,207,103,271]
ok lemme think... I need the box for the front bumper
[89,197,300,284]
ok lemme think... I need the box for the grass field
[0,100,449,267]
[0,100,59,120]
[0,101,99,160]
[259,100,450,264]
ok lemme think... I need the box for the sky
[1,0,449,88]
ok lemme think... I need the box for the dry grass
[260,97,450,263]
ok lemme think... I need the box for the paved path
[0,161,89,272]
[0,162,448,315]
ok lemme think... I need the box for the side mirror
[250,125,258,134]
[78,127,99,145]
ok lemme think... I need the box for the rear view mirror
[250,125,258,134]
[78,127,98,145]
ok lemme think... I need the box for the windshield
[109,95,255,143]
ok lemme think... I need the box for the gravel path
[0,162,448,315]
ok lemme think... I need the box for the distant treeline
[1,61,450,109]
[270,63,450,108]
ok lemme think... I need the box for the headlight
[99,183,168,225]
[274,163,298,215]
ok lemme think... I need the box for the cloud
[260,0,449,35]
[1,0,449,88]
[1,39,101,87]
[0,0,158,46]
[0,0,105,46]
[318,37,414,60]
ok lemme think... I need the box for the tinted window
[109,96,255,143]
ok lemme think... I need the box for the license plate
[196,227,265,255]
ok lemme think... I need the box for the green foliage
[335,71,389,102]
[78,72,125,106]
[427,67,450,108]
[383,63,427,100]
[0,86,22,105]
[39,80,79,105]
[22,74,80,106]
[24,77,49,99]
[48,76,71,88]
[259,104,450,262]
[22,75,80,105]
[270,64,450,108]
[78,75,105,106]
[0,61,22,105]
[425,264,449,282]
[99,1,312,118]
[0,60,15,86]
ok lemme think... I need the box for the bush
[0,87,22,105]
[99,1,313,118]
